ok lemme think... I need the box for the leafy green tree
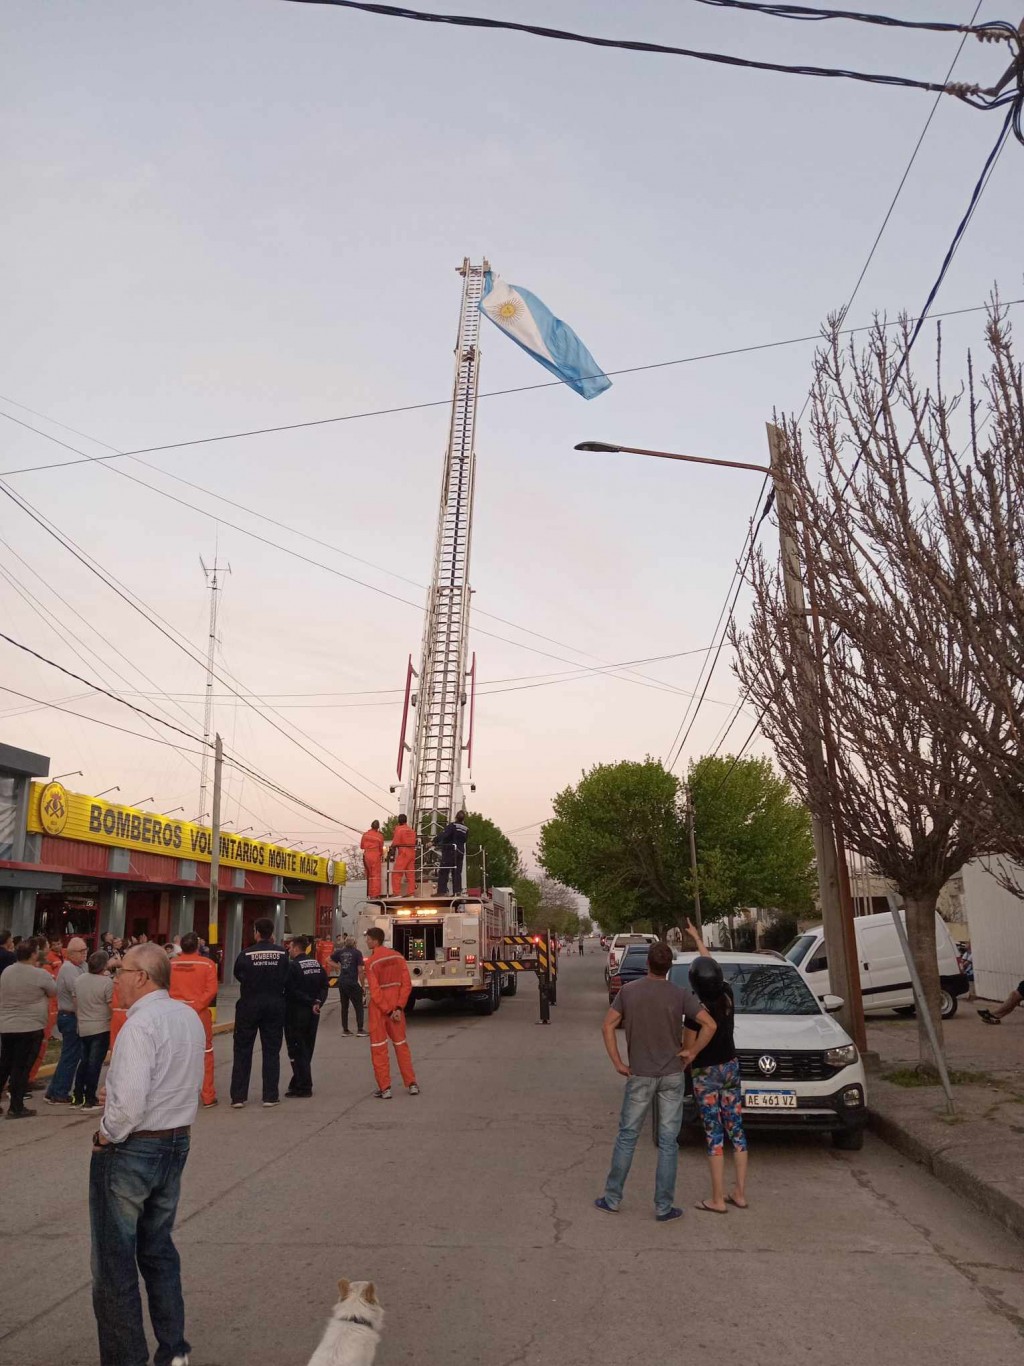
[528,876,581,938]
[539,759,689,936]
[513,875,541,924]
[579,916,594,937]
[687,755,815,922]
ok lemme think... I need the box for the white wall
[963,859,1024,1001]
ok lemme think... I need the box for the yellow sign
[27,784,346,886]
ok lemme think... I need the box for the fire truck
[357,261,527,1015]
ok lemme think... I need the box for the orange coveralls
[360,827,385,898]
[389,824,417,896]
[365,945,417,1091]
[109,977,129,1052]
[169,951,219,1105]
[28,951,62,1083]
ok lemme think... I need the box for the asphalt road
[3,953,1024,1365]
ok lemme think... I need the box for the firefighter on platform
[169,931,220,1107]
[284,935,329,1098]
[388,815,417,897]
[363,926,419,1100]
[360,820,385,898]
[435,810,469,896]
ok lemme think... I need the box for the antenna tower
[198,556,231,815]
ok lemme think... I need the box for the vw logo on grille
[758,1054,778,1076]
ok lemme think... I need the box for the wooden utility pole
[686,784,702,931]
[767,423,865,1048]
[209,733,223,953]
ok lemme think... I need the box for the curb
[868,1105,1024,1244]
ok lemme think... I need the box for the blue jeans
[603,1073,685,1217]
[46,1010,81,1100]
[74,1031,110,1104]
[90,1132,191,1366]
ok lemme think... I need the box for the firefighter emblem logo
[39,781,69,836]
[326,858,336,885]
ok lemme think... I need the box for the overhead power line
[688,0,999,34]
[282,0,1022,116]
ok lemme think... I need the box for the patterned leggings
[692,1059,748,1157]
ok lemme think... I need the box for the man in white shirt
[90,943,204,1366]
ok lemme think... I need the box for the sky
[2,0,1021,867]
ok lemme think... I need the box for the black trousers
[436,858,462,895]
[285,1006,320,1095]
[0,1029,44,1113]
[230,999,285,1104]
[338,982,364,1033]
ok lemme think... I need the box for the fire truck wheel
[500,971,518,998]
[473,975,498,1016]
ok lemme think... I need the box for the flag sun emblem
[497,296,522,322]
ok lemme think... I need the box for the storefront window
[0,775,17,860]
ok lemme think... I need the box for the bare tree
[733,315,1015,1067]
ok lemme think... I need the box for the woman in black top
[684,920,749,1213]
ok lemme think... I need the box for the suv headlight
[825,1044,858,1068]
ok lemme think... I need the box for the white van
[785,909,969,1019]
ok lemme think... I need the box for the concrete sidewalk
[867,1002,1024,1241]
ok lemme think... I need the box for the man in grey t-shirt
[44,938,88,1105]
[595,941,716,1222]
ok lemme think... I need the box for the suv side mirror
[821,994,844,1013]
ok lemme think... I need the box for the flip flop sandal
[726,1195,749,1209]
[695,1200,728,1214]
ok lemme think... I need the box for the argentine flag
[479,273,611,400]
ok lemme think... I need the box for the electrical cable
[281,0,1022,111]
[688,0,1001,35]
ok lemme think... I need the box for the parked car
[786,909,969,1019]
[607,943,652,1004]
[652,951,868,1150]
[605,932,658,984]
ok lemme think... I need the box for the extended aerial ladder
[395,258,486,862]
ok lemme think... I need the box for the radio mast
[198,555,230,816]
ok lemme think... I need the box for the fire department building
[0,743,346,974]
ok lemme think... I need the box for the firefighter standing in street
[363,926,418,1100]
[388,814,417,897]
[284,935,329,1098]
[230,917,289,1108]
[360,820,385,898]
[169,931,220,1107]
[435,810,469,896]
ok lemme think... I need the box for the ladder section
[411,259,486,840]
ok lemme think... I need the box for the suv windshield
[784,934,817,967]
[670,961,821,1015]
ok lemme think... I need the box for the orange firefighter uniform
[360,826,385,898]
[28,949,62,1084]
[169,951,219,1106]
[365,944,417,1092]
[109,977,129,1053]
[389,823,417,897]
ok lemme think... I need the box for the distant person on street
[331,935,366,1036]
[0,929,16,976]
[0,940,56,1119]
[684,920,748,1213]
[285,935,329,1098]
[361,820,385,898]
[72,951,114,1111]
[389,815,417,896]
[44,936,89,1106]
[364,927,418,1099]
[89,942,204,1366]
[435,810,469,896]
[170,932,220,1107]
[596,940,716,1222]
[230,917,289,1108]
[578,938,585,957]
[979,979,1024,1025]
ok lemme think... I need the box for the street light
[52,770,84,781]
[191,811,209,823]
[96,786,120,798]
[234,826,254,835]
[161,806,185,817]
[574,441,770,475]
[129,796,154,808]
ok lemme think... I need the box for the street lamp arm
[575,440,770,475]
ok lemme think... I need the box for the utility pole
[209,733,223,956]
[767,423,865,1049]
[685,784,702,931]
[198,556,231,816]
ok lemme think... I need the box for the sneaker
[342,1030,353,1036]
[262,1099,280,1107]
[408,1084,420,1096]
[170,1355,191,1366]
[45,1095,71,1106]
[231,1101,246,1109]
[81,1101,102,1113]
[656,1207,684,1223]
[593,1198,619,1214]
[978,1009,1001,1025]
[7,1108,37,1119]
[203,1099,219,1108]
[374,1088,393,1100]
[356,1031,368,1038]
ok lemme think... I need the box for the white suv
[605,932,658,984]
[656,951,868,1150]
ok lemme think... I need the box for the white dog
[307,1280,383,1366]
